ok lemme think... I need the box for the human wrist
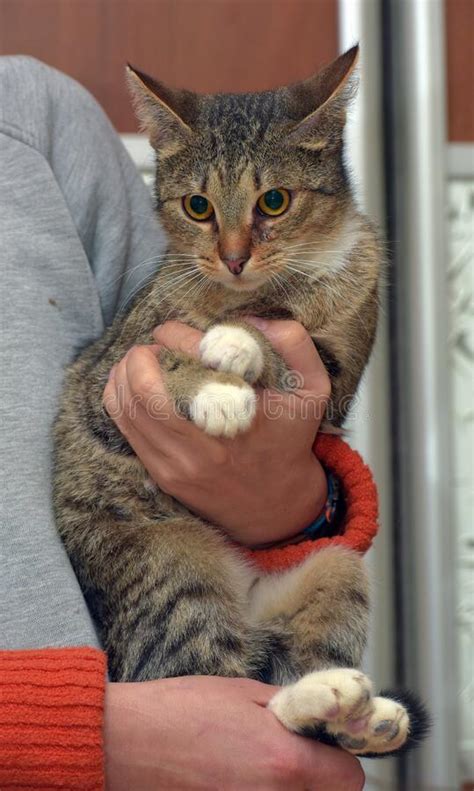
[104,682,143,791]
[248,456,328,548]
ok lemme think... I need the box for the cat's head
[127,47,358,294]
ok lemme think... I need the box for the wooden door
[0,0,338,131]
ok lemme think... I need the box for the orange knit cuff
[247,434,379,573]
[0,647,106,791]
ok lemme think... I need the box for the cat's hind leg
[249,545,370,681]
[249,546,429,756]
[62,508,262,682]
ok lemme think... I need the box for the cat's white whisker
[109,256,200,288]
[286,263,338,270]
[120,267,203,312]
[109,261,161,288]
[281,264,319,280]
[157,272,203,302]
[162,273,208,319]
[272,272,293,304]
[283,244,345,253]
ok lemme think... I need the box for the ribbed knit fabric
[248,434,379,572]
[0,648,106,790]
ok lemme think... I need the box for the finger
[118,419,175,475]
[103,347,165,431]
[123,345,166,399]
[105,350,183,464]
[302,745,365,791]
[153,320,203,360]
[244,317,330,396]
[103,370,118,417]
[249,682,282,706]
[123,345,198,435]
[103,352,136,435]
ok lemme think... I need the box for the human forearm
[104,676,364,791]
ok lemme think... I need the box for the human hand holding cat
[105,676,365,791]
[103,319,329,546]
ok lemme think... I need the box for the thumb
[153,320,203,359]
[244,317,331,397]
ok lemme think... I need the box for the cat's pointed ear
[126,64,196,154]
[286,45,359,150]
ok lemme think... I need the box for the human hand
[104,676,364,791]
[103,319,330,546]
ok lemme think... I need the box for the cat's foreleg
[160,347,257,438]
[249,546,369,681]
[199,321,290,390]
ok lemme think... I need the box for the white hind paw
[268,668,410,756]
[200,326,264,383]
[269,669,373,731]
[327,695,410,755]
[189,381,257,438]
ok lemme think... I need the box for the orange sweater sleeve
[247,434,379,572]
[0,647,106,791]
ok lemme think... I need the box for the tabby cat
[54,46,428,757]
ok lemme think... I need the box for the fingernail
[245,316,269,331]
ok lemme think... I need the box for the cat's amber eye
[183,194,215,222]
[257,188,291,217]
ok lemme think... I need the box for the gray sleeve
[0,56,166,648]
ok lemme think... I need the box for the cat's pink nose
[223,255,249,276]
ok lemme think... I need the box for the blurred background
[0,1,472,789]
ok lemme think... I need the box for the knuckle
[346,761,365,791]
[285,321,309,346]
[127,347,158,398]
[266,746,302,784]
[328,756,365,791]
[316,367,331,399]
[160,320,197,345]
[155,321,203,359]
[209,441,230,468]
[179,456,203,485]
[155,320,174,341]
[157,466,180,495]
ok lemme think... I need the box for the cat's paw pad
[200,326,264,383]
[268,669,373,733]
[327,695,410,755]
[269,669,411,756]
[189,381,257,437]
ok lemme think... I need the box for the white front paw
[189,382,257,438]
[200,326,264,383]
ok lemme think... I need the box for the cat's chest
[162,291,324,335]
